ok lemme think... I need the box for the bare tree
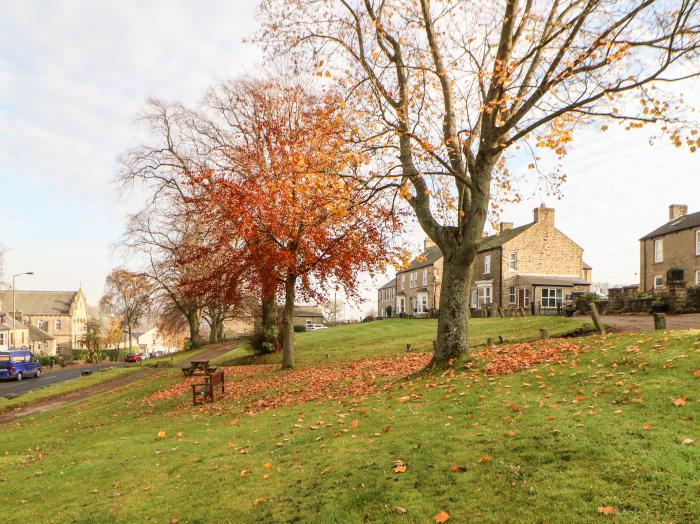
[258,0,700,364]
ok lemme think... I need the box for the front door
[518,289,525,307]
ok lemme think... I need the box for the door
[518,289,525,307]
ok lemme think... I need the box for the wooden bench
[182,360,217,377]
[191,370,225,405]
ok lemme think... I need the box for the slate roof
[517,275,591,287]
[27,323,54,341]
[0,291,77,316]
[293,306,323,318]
[401,245,443,272]
[379,278,396,290]
[582,261,592,270]
[0,313,29,331]
[640,210,700,240]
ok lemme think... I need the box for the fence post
[589,302,606,335]
[652,312,667,331]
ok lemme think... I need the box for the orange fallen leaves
[350,419,359,429]
[434,510,450,523]
[478,454,493,463]
[240,470,252,477]
[693,369,700,378]
[673,396,687,406]
[643,423,653,431]
[450,464,467,473]
[597,506,615,515]
[480,340,581,375]
[252,497,266,506]
[263,462,272,468]
[157,431,166,439]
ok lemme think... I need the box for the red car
[124,353,142,363]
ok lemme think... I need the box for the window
[470,290,478,308]
[509,252,518,270]
[523,288,530,307]
[37,320,47,331]
[696,270,700,286]
[55,320,62,331]
[508,287,516,304]
[416,293,428,313]
[397,297,405,314]
[400,274,405,290]
[0,333,4,346]
[422,269,428,286]
[477,285,492,306]
[410,272,417,288]
[654,238,663,263]
[653,275,663,289]
[696,230,700,256]
[484,255,491,274]
[541,288,563,308]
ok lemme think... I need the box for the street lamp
[12,272,34,349]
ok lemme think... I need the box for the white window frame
[523,288,530,307]
[397,297,405,314]
[541,288,563,309]
[410,272,417,288]
[0,332,5,346]
[653,275,663,289]
[416,293,428,313]
[55,319,62,331]
[400,274,405,290]
[654,238,663,263]
[484,255,491,275]
[696,270,700,286]
[477,285,492,306]
[422,269,428,286]
[509,252,518,270]
[470,290,478,308]
[696,230,700,256]
[508,286,516,304]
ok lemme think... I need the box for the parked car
[308,324,328,330]
[124,353,142,363]
[0,349,42,381]
[140,353,150,360]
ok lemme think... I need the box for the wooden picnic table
[181,359,217,377]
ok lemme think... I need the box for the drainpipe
[499,247,503,310]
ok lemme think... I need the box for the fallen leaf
[434,510,450,523]
[263,462,272,468]
[350,419,359,429]
[673,396,687,406]
[240,470,252,477]
[693,369,700,378]
[393,464,407,473]
[597,506,615,515]
[450,464,467,473]
[681,438,694,445]
[252,497,266,506]
[157,431,166,439]
[479,454,493,463]
[643,424,653,431]
[394,506,407,514]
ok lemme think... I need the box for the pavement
[601,313,700,332]
[0,362,125,398]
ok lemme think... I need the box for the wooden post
[406,343,413,352]
[498,335,506,344]
[486,337,493,346]
[589,302,606,335]
[481,307,487,319]
[497,306,504,318]
[539,328,548,339]
[653,312,667,331]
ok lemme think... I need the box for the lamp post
[12,272,34,349]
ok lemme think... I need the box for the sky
[1,1,698,318]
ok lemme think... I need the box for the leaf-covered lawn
[0,328,697,523]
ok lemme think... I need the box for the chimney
[669,204,688,221]
[533,204,554,225]
[499,222,513,233]
[424,236,436,251]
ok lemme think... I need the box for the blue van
[0,349,42,381]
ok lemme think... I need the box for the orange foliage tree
[185,79,404,368]
[257,0,700,365]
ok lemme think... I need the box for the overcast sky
[1,1,698,317]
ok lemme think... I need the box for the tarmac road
[0,362,125,397]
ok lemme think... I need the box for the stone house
[0,311,30,350]
[380,205,592,317]
[0,289,88,357]
[377,278,396,318]
[293,305,324,327]
[639,204,700,292]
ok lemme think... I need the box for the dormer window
[654,239,663,263]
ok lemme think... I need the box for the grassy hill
[0,319,698,523]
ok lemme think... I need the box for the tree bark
[432,252,473,365]
[281,274,297,369]
[261,292,279,353]
[187,308,202,349]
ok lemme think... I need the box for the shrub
[293,325,307,333]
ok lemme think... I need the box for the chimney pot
[669,204,688,221]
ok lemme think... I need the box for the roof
[379,278,396,290]
[0,290,78,316]
[582,261,592,270]
[517,275,591,287]
[27,323,54,341]
[640,210,700,240]
[0,313,29,331]
[400,245,443,272]
[293,306,323,318]
[477,224,533,252]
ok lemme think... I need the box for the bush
[38,355,59,367]
[293,325,307,333]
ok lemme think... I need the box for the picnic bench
[181,359,217,377]
[191,369,225,405]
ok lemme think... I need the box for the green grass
[212,316,590,367]
[0,326,698,523]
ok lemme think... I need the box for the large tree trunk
[432,250,473,365]
[281,274,297,369]
[260,291,279,353]
[187,309,202,349]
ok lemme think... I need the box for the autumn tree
[185,79,404,368]
[258,0,700,364]
[103,318,123,350]
[81,317,104,363]
[100,269,152,350]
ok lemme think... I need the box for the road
[0,362,125,397]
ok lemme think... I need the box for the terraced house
[378,205,592,317]
[639,204,700,291]
[0,289,88,356]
